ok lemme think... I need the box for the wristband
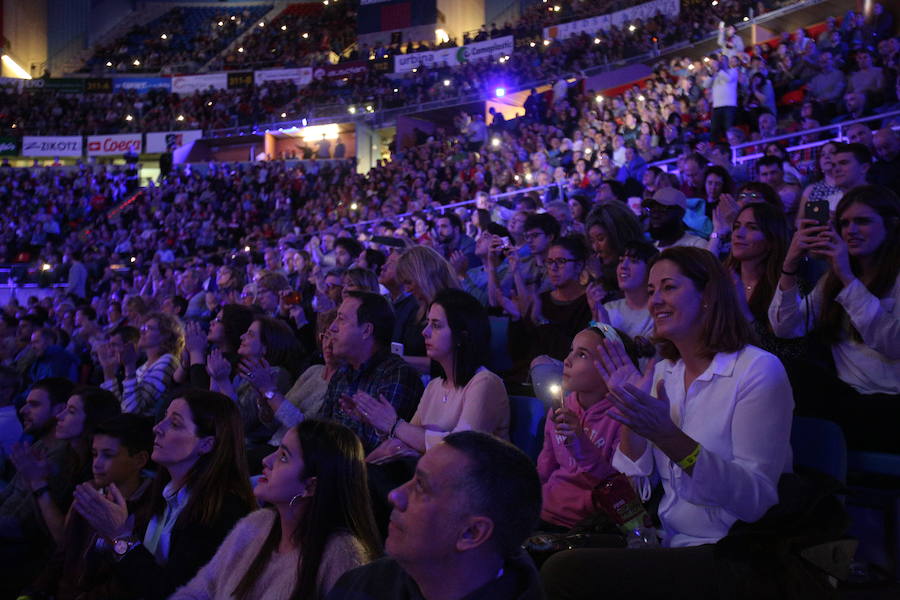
[676,443,701,470]
[389,417,404,438]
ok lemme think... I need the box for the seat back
[488,315,513,373]
[791,416,848,483]
[509,395,547,463]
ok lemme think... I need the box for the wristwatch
[263,389,278,401]
[113,537,141,559]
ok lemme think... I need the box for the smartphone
[390,342,405,356]
[804,200,830,226]
[477,208,492,231]
[282,291,302,306]
[372,235,407,249]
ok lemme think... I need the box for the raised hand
[183,321,207,358]
[784,219,830,274]
[606,380,679,446]
[206,348,231,382]
[351,391,398,434]
[594,338,653,395]
[72,482,131,540]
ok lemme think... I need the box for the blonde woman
[99,311,184,417]
[394,246,460,373]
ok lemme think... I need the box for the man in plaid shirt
[320,291,424,453]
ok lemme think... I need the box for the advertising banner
[22,78,85,93]
[86,133,143,156]
[313,61,369,80]
[543,0,680,41]
[113,77,171,93]
[145,129,203,153]
[22,136,83,157]
[393,35,513,74]
[171,73,228,94]
[253,67,313,87]
[0,136,19,156]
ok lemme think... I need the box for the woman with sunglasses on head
[542,246,794,599]
[769,185,900,452]
[71,390,256,600]
[169,420,380,600]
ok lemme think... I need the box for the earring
[289,491,305,507]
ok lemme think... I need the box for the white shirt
[655,231,708,250]
[602,298,653,339]
[143,483,190,564]
[711,67,738,108]
[612,346,794,548]
[768,275,900,395]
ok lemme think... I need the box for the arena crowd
[0,2,898,600]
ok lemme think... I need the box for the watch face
[114,539,131,555]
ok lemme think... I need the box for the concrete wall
[437,0,483,42]
[2,0,48,78]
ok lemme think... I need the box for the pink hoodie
[537,392,623,528]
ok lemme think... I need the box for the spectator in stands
[717,22,745,58]
[70,389,255,600]
[845,122,874,151]
[709,54,739,142]
[434,213,478,270]
[644,188,707,250]
[334,238,364,270]
[395,246,460,373]
[64,248,89,300]
[770,185,899,452]
[320,291,424,454]
[869,128,900,193]
[254,271,292,319]
[757,155,802,221]
[100,311,183,417]
[593,241,659,340]
[183,303,255,389]
[799,140,844,215]
[806,52,846,114]
[537,324,651,530]
[210,316,301,454]
[26,413,154,600]
[246,310,339,448]
[831,143,873,197]
[0,366,22,473]
[585,202,644,299]
[170,420,380,600]
[543,246,793,597]
[25,327,79,388]
[326,431,542,600]
[0,378,77,597]
[506,236,592,380]
[834,91,870,123]
[847,49,885,99]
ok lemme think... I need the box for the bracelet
[676,443,702,470]
[389,417,404,438]
[32,485,50,499]
[781,267,798,276]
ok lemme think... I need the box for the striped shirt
[103,353,179,417]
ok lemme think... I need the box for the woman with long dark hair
[769,185,900,451]
[71,389,255,600]
[170,420,380,600]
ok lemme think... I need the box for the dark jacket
[113,492,251,600]
[325,550,544,600]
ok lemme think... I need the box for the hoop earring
[289,492,304,507]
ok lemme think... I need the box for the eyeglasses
[737,192,763,202]
[523,231,545,241]
[545,257,579,269]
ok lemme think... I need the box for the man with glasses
[510,213,560,293]
[643,188,707,250]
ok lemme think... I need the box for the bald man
[845,123,874,151]
[869,128,900,193]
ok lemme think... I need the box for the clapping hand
[348,391,397,435]
[184,321,207,360]
[449,250,468,279]
[72,482,131,540]
[206,348,231,382]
